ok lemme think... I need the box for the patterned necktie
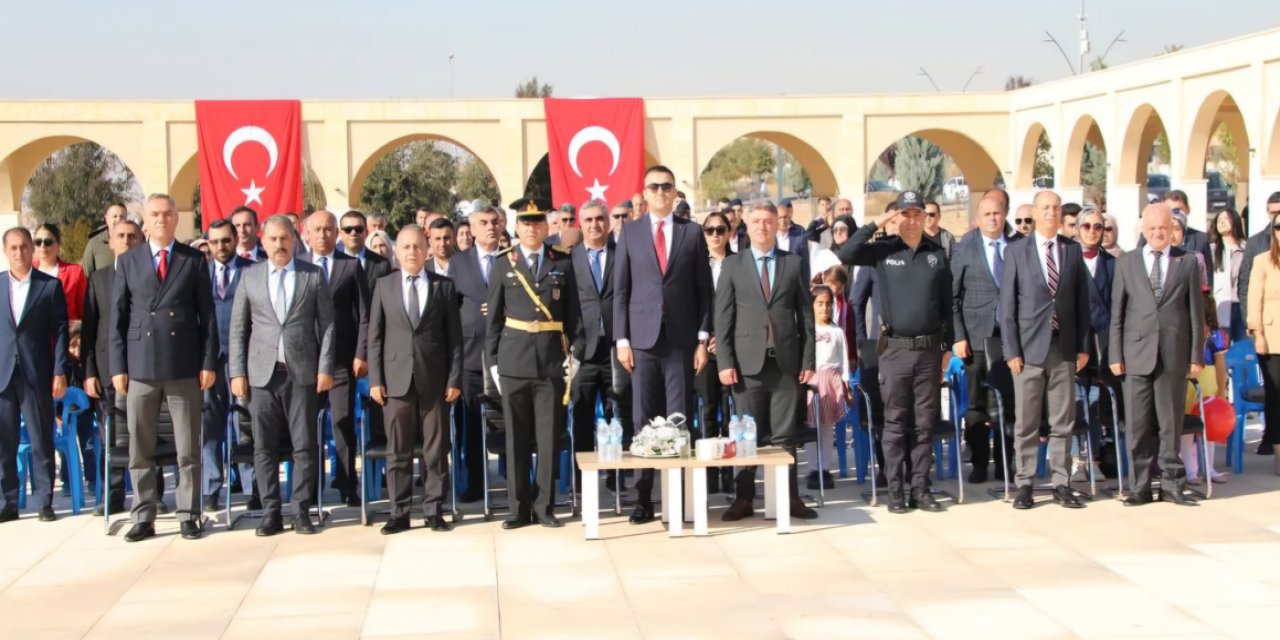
[654,221,668,275]
[156,249,168,283]
[991,240,1004,284]
[1045,241,1059,330]
[760,256,774,347]
[273,268,288,322]
[319,256,329,284]
[483,254,494,285]
[218,264,229,299]
[407,275,421,328]
[1150,250,1164,300]
[588,248,604,294]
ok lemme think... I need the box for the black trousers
[250,366,319,518]
[321,367,358,499]
[501,376,564,518]
[693,353,730,438]
[631,330,695,499]
[1260,354,1280,446]
[731,356,802,501]
[200,355,231,498]
[1123,362,1187,493]
[0,367,55,511]
[962,347,1014,474]
[384,379,448,518]
[878,347,942,492]
[571,349,632,457]
[459,368,501,497]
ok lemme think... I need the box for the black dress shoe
[722,498,754,521]
[629,502,655,525]
[124,522,155,542]
[789,497,818,519]
[604,472,617,493]
[538,513,563,528]
[203,497,221,513]
[502,516,533,530]
[1258,441,1274,455]
[707,468,721,494]
[1123,491,1154,507]
[911,488,945,512]
[179,521,202,540]
[292,513,317,534]
[1012,485,1035,510]
[426,515,452,531]
[874,473,889,487]
[967,467,989,484]
[380,517,411,535]
[37,506,57,522]
[0,508,19,523]
[256,518,285,537]
[344,495,361,508]
[156,502,170,515]
[1163,489,1199,506]
[887,489,908,514]
[1053,485,1085,509]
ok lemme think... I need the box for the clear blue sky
[3,0,1277,99]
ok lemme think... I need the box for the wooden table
[576,448,794,540]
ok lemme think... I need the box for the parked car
[865,179,895,193]
[1205,170,1235,212]
[1147,173,1171,203]
[943,176,968,202]
[1032,175,1054,189]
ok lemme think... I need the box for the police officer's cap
[509,197,553,223]
[894,190,925,212]
[729,198,743,207]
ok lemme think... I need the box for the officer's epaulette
[492,246,517,260]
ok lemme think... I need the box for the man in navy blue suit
[613,165,713,524]
[111,193,218,542]
[0,227,70,523]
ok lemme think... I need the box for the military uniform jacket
[485,244,580,379]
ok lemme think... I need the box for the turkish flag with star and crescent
[544,98,646,216]
[195,100,304,232]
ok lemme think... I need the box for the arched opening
[350,135,500,229]
[1015,123,1054,191]
[1118,103,1171,209]
[1266,106,1280,177]
[1185,91,1250,225]
[1063,115,1109,210]
[4,138,144,264]
[866,130,1003,235]
[698,133,837,227]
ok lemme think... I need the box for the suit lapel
[665,219,687,282]
[156,247,188,302]
[1,273,13,328]
[15,277,40,327]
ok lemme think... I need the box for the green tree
[1034,130,1054,180]
[302,161,326,214]
[360,141,458,229]
[1081,142,1107,209]
[1004,75,1035,90]
[1211,122,1241,191]
[457,156,500,203]
[894,136,944,200]
[515,76,554,98]
[699,138,775,200]
[1153,131,1171,166]
[26,142,135,227]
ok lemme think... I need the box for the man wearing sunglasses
[339,211,391,292]
[923,200,955,258]
[1013,204,1035,238]
[609,202,631,242]
[614,165,713,524]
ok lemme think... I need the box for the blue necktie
[483,254,494,285]
[991,240,1004,284]
[588,249,604,294]
[319,256,329,284]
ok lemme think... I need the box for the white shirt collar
[8,269,31,284]
[405,269,428,282]
[1144,244,1169,258]
[1034,231,1056,245]
[271,259,295,275]
[150,239,175,256]
[313,250,335,262]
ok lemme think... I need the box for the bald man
[1109,203,1204,507]
[1012,204,1034,238]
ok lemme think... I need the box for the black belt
[884,332,943,351]
[274,363,289,373]
[764,347,777,359]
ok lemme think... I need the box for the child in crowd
[808,286,851,490]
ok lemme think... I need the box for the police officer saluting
[838,190,953,514]
[486,197,580,529]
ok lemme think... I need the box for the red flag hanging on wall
[544,98,646,217]
[195,100,304,231]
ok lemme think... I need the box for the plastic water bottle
[677,421,692,459]
[743,415,758,457]
[609,418,624,461]
[728,415,743,446]
[596,419,610,460]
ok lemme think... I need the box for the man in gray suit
[229,215,335,535]
[1001,190,1090,510]
[1110,204,1204,506]
[716,200,817,521]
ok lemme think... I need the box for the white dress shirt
[982,234,1006,282]
[475,246,498,284]
[650,214,674,263]
[8,269,32,325]
[213,259,239,298]
[402,269,429,317]
[268,260,297,362]
[1083,252,1099,277]
[151,239,176,271]
[1032,232,1061,289]
[1142,244,1169,284]
[709,255,725,289]
[312,251,335,281]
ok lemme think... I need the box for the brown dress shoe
[721,498,754,521]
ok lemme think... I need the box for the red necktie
[654,220,667,275]
[157,249,169,282]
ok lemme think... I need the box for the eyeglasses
[704,226,728,237]
[1079,223,1105,232]
[1272,224,1280,231]
[208,238,234,245]
[560,217,576,224]
[341,225,365,234]
[610,213,627,220]
[33,238,56,248]
[645,182,675,194]
[924,212,939,218]
[1104,227,1114,232]
[1015,218,1033,225]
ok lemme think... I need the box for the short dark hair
[1062,203,1083,217]
[456,220,470,229]
[3,227,32,244]
[208,219,234,233]
[644,164,675,181]
[1165,190,1189,206]
[924,200,940,211]
[340,210,367,224]
[35,222,62,243]
[675,190,686,199]
[811,284,834,301]
[428,218,455,232]
[1266,191,1280,206]
[104,202,127,213]
[229,206,259,224]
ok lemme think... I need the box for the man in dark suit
[1136,191,1214,286]
[230,206,268,263]
[368,225,463,534]
[568,200,630,474]
[300,210,370,507]
[449,205,506,502]
[0,228,70,523]
[951,194,1018,484]
[776,198,809,268]
[111,193,218,542]
[487,198,580,529]
[424,217,456,277]
[82,220,143,514]
[1110,204,1205,506]
[199,219,254,511]
[716,201,817,521]
[613,165,713,524]
[339,210,392,290]
[1000,190,1090,510]
[230,215,335,535]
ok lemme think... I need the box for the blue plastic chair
[1224,339,1263,474]
[17,387,91,514]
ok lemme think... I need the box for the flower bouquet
[629,413,688,458]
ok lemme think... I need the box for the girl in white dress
[809,286,851,488]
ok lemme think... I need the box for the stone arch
[1183,90,1250,213]
[1015,122,1050,190]
[0,134,146,212]
[1266,106,1280,176]
[697,131,838,201]
[1061,115,1107,188]
[1118,103,1168,189]
[348,134,501,208]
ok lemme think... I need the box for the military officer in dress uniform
[486,197,580,530]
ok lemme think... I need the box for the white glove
[490,365,501,395]
[566,357,581,379]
